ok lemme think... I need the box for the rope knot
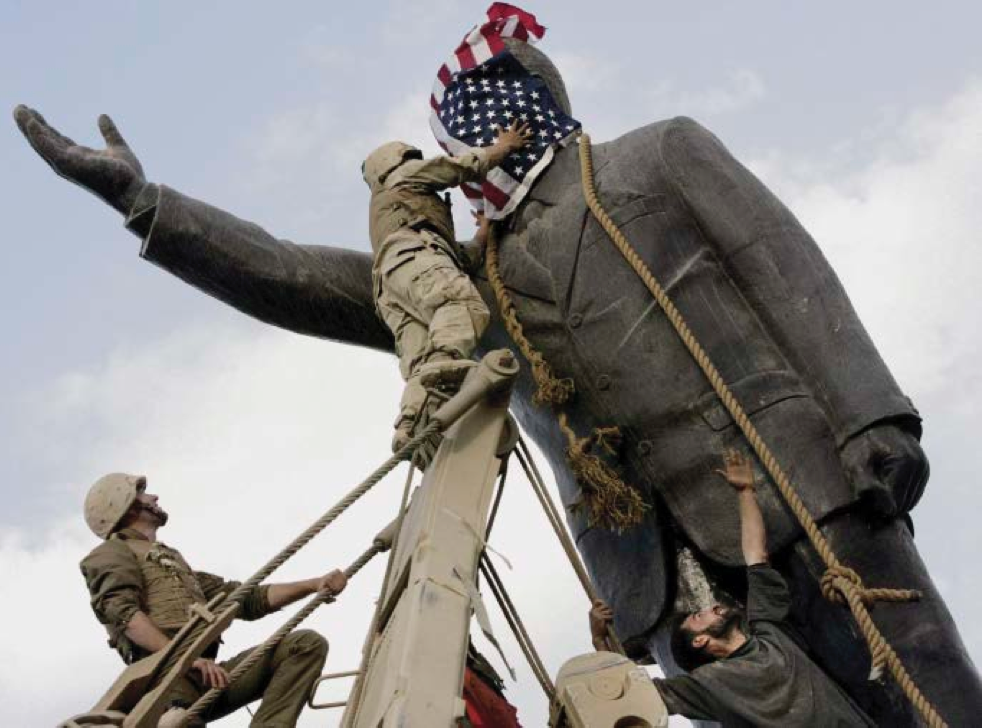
[821,565,923,610]
[584,426,623,456]
[530,359,575,407]
[821,565,865,606]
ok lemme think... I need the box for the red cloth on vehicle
[463,666,522,727]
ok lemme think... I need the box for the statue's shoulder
[582,116,713,192]
[608,116,718,155]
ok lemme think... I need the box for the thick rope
[185,544,384,722]
[157,420,441,680]
[484,464,509,541]
[483,236,573,409]
[484,225,647,531]
[515,438,625,656]
[578,133,943,727]
[479,554,556,702]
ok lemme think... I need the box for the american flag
[429,3,582,220]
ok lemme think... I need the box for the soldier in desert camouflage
[362,120,531,451]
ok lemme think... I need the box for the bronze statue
[13,41,979,727]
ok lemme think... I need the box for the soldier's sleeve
[395,149,492,190]
[124,184,393,351]
[194,571,237,601]
[656,117,919,445]
[80,541,144,636]
[195,572,273,621]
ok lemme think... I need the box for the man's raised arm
[716,448,768,566]
[13,106,393,351]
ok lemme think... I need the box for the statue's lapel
[484,145,592,304]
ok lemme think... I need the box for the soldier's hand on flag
[494,120,533,152]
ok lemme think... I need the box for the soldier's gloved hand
[318,569,348,595]
[841,423,929,518]
[13,106,147,215]
[191,658,230,690]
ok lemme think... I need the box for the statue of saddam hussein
[13,4,979,726]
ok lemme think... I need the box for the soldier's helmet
[362,141,423,189]
[84,472,146,539]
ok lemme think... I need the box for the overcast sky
[0,2,979,726]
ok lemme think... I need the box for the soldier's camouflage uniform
[80,528,327,726]
[368,148,493,429]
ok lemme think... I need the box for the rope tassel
[484,224,648,532]
[559,415,647,531]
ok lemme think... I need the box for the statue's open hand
[13,105,146,215]
[841,423,929,518]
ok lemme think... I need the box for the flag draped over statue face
[429,2,582,220]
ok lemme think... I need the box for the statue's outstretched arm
[13,106,392,352]
[657,116,927,515]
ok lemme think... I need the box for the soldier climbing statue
[13,2,980,725]
[361,123,530,454]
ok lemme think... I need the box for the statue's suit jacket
[129,117,919,641]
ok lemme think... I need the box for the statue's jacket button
[637,440,653,456]
[568,313,583,329]
[596,374,612,390]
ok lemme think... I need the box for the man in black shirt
[590,449,874,727]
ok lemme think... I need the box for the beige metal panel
[347,351,515,728]
[550,652,669,728]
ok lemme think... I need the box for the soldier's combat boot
[392,374,428,455]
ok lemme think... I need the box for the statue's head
[501,37,572,117]
[428,6,580,220]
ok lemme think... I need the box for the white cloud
[651,68,767,118]
[0,81,978,728]
[381,0,472,46]
[747,80,981,401]
[238,89,442,242]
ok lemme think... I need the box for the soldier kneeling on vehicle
[80,472,348,726]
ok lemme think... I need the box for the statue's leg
[777,510,981,727]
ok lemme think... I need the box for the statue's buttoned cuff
[124,183,161,242]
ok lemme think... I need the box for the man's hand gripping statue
[363,120,532,462]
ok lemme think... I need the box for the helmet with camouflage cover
[362,141,423,190]
[84,472,146,539]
